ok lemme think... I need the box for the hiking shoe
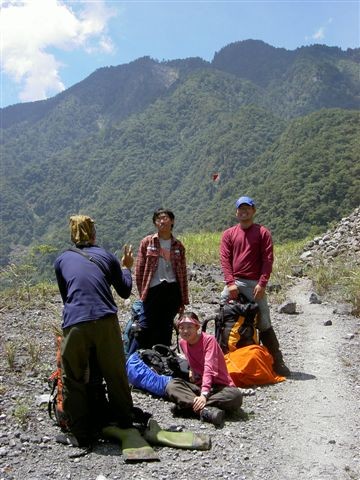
[170,404,180,417]
[200,407,225,427]
[132,406,152,427]
[273,359,291,377]
[170,404,194,418]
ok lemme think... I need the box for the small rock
[267,283,281,293]
[278,300,297,314]
[291,265,303,277]
[0,446,9,456]
[333,304,353,315]
[35,394,50,406]
[323,320,332,326]
[309,292,322,304]
[300,251,312,261]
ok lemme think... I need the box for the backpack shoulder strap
[152,344,174,358]
[68,247,109,279]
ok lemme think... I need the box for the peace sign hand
[121,244,133,269]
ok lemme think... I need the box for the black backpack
[139,344,190,381]
[202,295,259,354]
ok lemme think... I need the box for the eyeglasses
[155,215,171,223]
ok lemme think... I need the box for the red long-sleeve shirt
[220,223,273,288]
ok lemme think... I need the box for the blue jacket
[54,245,132,329]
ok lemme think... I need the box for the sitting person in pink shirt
[165,312,243,427]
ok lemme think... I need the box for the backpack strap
[152,344,174,358]
[68,247,109,280]
[48,371,58,421]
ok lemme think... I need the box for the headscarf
[69,215,96,245]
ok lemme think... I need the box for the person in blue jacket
[54,214,134,448]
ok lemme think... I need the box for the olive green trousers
[61,314,133,442]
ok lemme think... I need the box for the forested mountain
[1,40,359,268]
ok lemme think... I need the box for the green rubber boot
[143,418,211,451]
[102,425,160,463]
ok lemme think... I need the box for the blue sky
[1,0,359,108]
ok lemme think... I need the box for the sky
[0,0,359,108]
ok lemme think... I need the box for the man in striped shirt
[135,208,189,348]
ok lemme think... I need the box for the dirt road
[266,278,359,479]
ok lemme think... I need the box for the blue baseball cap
[235,196,256,208]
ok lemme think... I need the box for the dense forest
[1,40,359,273]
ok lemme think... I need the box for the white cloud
[312,27,325,41]
[0,0,116,103]
[305,18,333,43]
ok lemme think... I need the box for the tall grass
[181,231,306,280]
[309,259,360,316]
[0,282,58,310]
[181,232,359,314]
[179,232,221,265]
[1,233,358,316]
[272,240,308,287]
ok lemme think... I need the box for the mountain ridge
[1,39,359,269]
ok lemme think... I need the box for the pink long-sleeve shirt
[180,332,235,394]
[220,223,273,288]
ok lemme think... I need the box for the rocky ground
[1,208,359,480]
[1,271,359,480]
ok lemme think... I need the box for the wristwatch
[201,391,209,399]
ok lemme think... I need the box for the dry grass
[179,231,221,265]
[13,400,30,428]
[4,341,17,370]
[309,259,360,315]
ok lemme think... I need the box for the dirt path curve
[270,277,359,480]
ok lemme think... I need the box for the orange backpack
[48,336,69,431]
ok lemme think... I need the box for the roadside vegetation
[181,232,359,313]
[0,233,358,316]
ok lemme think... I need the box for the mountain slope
[1,40,359,267]
[212,40,359,117]
[227,108,360,241]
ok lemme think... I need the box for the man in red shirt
[220,196,290,377]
